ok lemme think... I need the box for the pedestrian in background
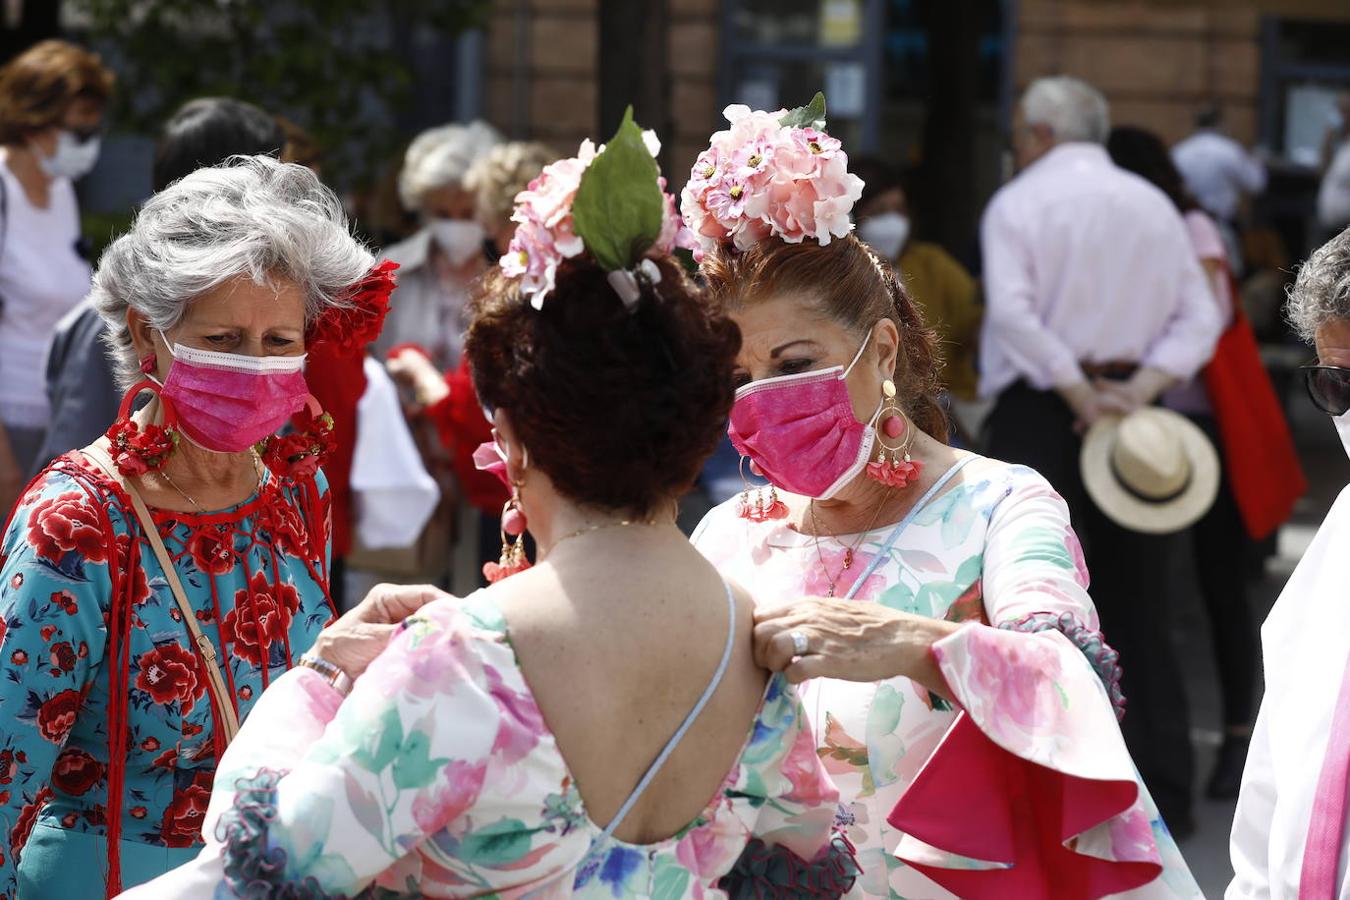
[1172,104,1266,269]
[0,40,113,511]
[980,75,1223,836]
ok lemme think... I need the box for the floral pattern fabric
[0,452,333,898]
[692,461,1200,898]
[127,592,846,898]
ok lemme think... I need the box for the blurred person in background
[1227,226,1350,899]
[1109,125,1286,801]
[852,156,983,442]
[0,40,113,512]
[980,76,1223,836]
[277,114,322,176]
[375,120,501,367]
[387,140,556,583]
[465,139,555,259]
[1172,104,1266,269]
[1317,92,1350,235]
[34,97,286,475]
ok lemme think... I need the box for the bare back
[490,528,767,845]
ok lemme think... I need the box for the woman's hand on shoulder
[312,583,453,681]
[753,598,958,695]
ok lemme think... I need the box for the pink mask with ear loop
[155,332,310,453]
[727,334,882,500]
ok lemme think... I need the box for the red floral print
[262,501,309,559]
[50,747,103,796]
[159,779,211,847]
[130,806,147,819]
[220,572,299,665]
[35,690,82,744]
[50,590,78,615]
[25,492,108,564]
[8,650,26,666]
[135,644,205,712]
[48,642,76,676]
[0,751,15,785]
[140,737,160,753]
[8,786,52,853]
[38,626,55,643]
[152,748,178,770]
[187,527,234,576]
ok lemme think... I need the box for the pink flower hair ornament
[680,92,864,260]
[499,107,694,309]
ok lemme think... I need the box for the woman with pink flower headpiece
[686,95,1201,898]
[125,112,859,899]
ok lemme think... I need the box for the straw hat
[1080,407,1220,534]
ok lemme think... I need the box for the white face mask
[37,130,101,181]
[428,218,486,267]
[857,212,911,261]
[1336,410,1350,462]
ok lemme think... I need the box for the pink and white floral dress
[693,460,1201,898]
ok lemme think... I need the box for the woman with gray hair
[1228,226,1350,898]
[376,120,500,366]
[0,155,391,898]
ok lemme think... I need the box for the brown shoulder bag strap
[82,441,241,743]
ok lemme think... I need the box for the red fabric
[426,358,508,516]
[303,345,365,558]
[1202,272,1307,541]
[888,715,1160,899]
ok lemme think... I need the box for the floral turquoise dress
[124,592,856,898]
[0,450,333,899]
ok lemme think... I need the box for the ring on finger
[790,630,809,657]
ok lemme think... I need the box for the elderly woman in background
[465,139,557,256]
[1228,226,1350,898]
[0,157,384,897]
[375,120,500,367]
[0,40,113,513]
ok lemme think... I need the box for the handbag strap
[82,442,241,743]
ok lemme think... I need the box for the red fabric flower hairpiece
[307,259,399,352]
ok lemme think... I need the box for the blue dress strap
[845,455,977,600]
[597,579,738,843]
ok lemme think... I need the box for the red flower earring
[103,379,180,477]
[484,487,532,583]
[866,380,923,489]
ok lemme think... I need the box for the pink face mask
[158,335,309,453]
[727,335,881,500]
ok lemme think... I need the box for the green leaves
[779,92,828,131]
[458,818,534,867]
[571,106,665,272]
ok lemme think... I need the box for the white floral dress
[693,460,1201,899]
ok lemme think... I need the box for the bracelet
[296,652,354,697]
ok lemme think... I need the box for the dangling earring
[736,456,788,522]
[483,483,532,583]
[103,379,180,477]
[867,379,923,489]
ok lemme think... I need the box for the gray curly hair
[92,155,374,387]
[1288,225,1350,343]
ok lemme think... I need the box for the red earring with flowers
[736,457,789,522]
[256,396,337,480]
[103,364,180,477]
[866,379,923,489]
[484,485,532,583]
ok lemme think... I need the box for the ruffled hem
[216,767,347,899]
[1000,611,1126,721]
[887,624,1170,899]
[718,832,860,898]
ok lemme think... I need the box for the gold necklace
[544,518,664,556]
[153,450,265,515]
[807,491,892,597]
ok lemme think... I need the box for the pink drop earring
[866,379,923,489]
[736,457,788,522]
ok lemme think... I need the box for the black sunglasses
[1302,365,1350,416]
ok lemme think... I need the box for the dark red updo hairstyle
[466,255,742,515]
[700,233,949,443]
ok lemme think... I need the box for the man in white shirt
[1172,106,1267,225]
[1227,227,1350,899]
[981,75,1223,838]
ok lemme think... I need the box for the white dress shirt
[1172,130,1266,222]
[978,143,1222,398]
[1319,141,1350,230]
[1228,480,1350,899]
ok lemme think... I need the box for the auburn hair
[701,233,949,442]
[467,255,741,515]
[0,40,114,144]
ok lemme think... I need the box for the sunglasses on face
[1302,365,1350,416]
